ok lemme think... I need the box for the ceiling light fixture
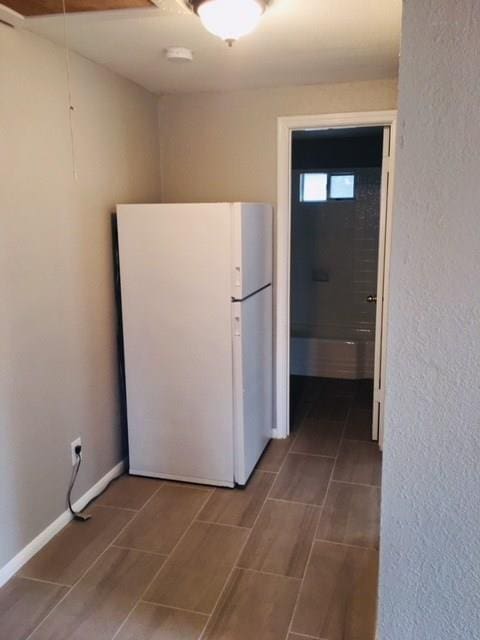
[187,0,269,46]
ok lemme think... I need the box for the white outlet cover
[71,437,82,466]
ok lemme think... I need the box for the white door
[231,203,273,299]
[232,286,273,484]
[372,127,395,446]
[117,203,235,486]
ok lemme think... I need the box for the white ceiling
[18,0,402,95]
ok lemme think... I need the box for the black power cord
[67,446,92,522]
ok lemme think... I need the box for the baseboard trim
[0,459,126,588]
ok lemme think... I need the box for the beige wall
[158,79,398,205]
[0,33,397,573]
[0,26,161,569]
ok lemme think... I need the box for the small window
[300,173,328,202]
[329,174,355,199]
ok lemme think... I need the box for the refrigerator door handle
[234,266,241,289]
[234,315,241,337]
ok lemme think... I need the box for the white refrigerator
[116,203,273,487]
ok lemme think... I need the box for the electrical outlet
[70,437,82,466]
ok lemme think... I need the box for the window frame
[299,171,328,203]
[328,172,356,200]
[298,170,357,203]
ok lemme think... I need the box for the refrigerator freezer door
[117,203,235,487]
[232,286,273,485]
[231,203,273,300]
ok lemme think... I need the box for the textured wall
[158,79,398,206]
[0,27,161,569]
[379,1,480,638]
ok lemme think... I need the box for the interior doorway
[275,111,396,445]
[290,126,383,441]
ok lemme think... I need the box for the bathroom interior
[289,126,384,440]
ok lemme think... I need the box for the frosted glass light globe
[197,0,265,44]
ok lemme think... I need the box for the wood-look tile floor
[0,377,381,640]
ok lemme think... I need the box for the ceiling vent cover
[165,46,194,62]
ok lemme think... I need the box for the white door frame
[275,110,397,439]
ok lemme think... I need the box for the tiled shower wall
[291,167,381,337]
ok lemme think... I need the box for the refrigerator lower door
[232,286,273,485]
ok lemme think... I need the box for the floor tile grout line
[287,394,316,442]
[194,399,311,636]
[22,482,167,640]
[196,385,367,639]
[198,481,280,639]
[248,402,327,640]
[15,575,71,589]
[284,394,353,640]
[345,385,383,635]
[110,488,213,640]
[286,451,337,460]
[140,599,210,618]
[108,463,285,638]
[116,522,310,623]
[284,506,324,639]
[314,538,378,551]
[18,385,371,640]
[92,477,167,514]
[266,406,311,500]
[107,481,169,545]
[328,401,351,492]
[194,519,251,530]
[265,396,331,508]
[292,401,317,436]
[110,544,169,557]
[196,611,212,639]
[329,400,355,484]
[274,407,347,515]
[22,479,184,639]
[334,399,382,486]
[254,469,279,477]
[197,429,304,640]
[267,497,325,508]
[348,389,382,633]
[315,410,351,518]
[231,566,303,581]
[138,387,370,638]
[140,564,305,616]
[106,480,213,550]
[331,479,382,488]
[169,484,217,494]
[110,474,169,546]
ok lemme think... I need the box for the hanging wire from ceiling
[62,0,78,181]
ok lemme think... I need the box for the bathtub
[290,323,375,380]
